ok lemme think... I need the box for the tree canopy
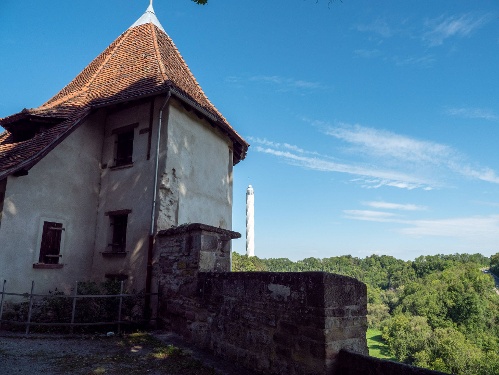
[232,252,499,374]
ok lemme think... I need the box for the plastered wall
[158,102,233,231]
[90,100,157,290]
[0,95,236,296]
[0,112,104,294]
[91,98,234,291]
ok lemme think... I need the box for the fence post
[156,280,161,329]
[117,280,124,334]
[70,281,78,334]
[0,280,6,330]
[25,281,35,335]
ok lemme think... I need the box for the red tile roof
[0,15,248,179]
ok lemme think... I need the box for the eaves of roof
[0,107,91,180]
[0,85,248,180]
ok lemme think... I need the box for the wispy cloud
[353,49,382,59]
[227,75,324,92]
[392,54,436,67]
[247,137,320,156]
[452,164,499,184]
[364,201,428,211]
[326,122,499,184]
[354,19,393,38]
[324,123,455,164]
[251,137,434,190]
[251,121,499,190]
[343,210,399,222]
[400,215,499,238]
[344,208,499,240]
[445,107,499,121]
[423,13,492,46]
[250,75,324,91]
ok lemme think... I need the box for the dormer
[2,111,66,143]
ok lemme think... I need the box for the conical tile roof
[0,5,247,178]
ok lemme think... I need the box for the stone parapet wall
[197,272,368,374]
[153,223,368,375]
[335,350,448,375]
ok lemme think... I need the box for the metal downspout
[145,92,171,320]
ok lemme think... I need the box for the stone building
[0,4,248,295]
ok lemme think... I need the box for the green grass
[367,328,397,361]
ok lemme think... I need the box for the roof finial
[130,0,165,32]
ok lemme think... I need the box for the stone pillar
[153,223,241,336]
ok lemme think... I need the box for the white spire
[246,185,255,257]
[130,1,165,32]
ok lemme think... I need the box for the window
[107,211,130,253]
[115,130,134,166]
[38,221,64,264]
[111,123,138,167]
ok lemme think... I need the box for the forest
[232,252,499,375]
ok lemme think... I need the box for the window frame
[111,123,138,168]
[104,209,131,254]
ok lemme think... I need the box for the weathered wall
[0,95,236,295]
[0,111,104,294]
[158,101,233,231]
[91,97,235,291]
[91,99,157,290]
[153,224,368,375]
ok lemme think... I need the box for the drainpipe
[145,92,171,320]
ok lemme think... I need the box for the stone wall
[153,223,368,375]
[196,272,368,374]
[335,350,448,375]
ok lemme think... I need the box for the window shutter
[39,221,63,264]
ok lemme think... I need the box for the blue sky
[1,1,499,261]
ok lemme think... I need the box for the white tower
[246,185,255,257]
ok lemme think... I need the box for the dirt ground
[0,331,257,375]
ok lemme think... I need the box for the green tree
[382,314,432,363]
[490,253,499,275]
[231,252,267,272]
[367,302,390,329]
[415,327,484,374]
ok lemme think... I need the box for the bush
[0,280,146,333]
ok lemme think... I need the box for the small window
[39,221,64,264]
[109,213,128,252]
[115,130,134,167]
[111,123,138,168]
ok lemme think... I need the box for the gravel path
[0,332,257,375]
[0,334,127,375]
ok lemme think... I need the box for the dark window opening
[105,273,129,281]
[12,128,38,143]
[39,221,64,264]
[109,214,128,252]
[114,130,134,166]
